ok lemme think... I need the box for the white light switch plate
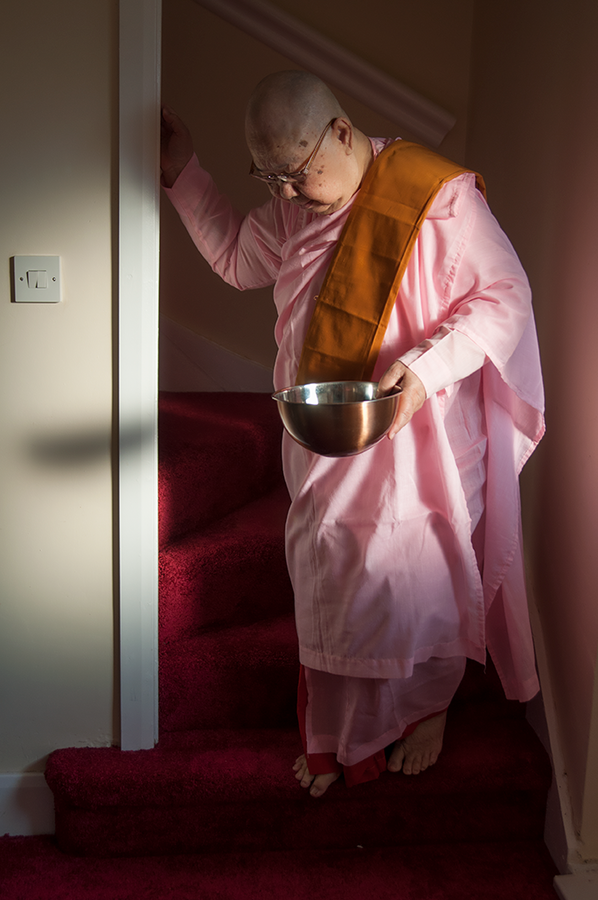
[11,256,61,303]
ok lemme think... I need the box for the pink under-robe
[164,138,545,767]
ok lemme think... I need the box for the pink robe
[165,138,545,766]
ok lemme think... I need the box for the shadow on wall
[23,423,153,468]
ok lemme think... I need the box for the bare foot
[387,710,447,775]
[293,754,340,797]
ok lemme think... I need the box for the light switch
[12,256,61,303]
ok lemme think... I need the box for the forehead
[248,120,320,170]
[251,141,305,173]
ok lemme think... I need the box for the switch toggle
[27,270,48,289]
[11,256,61,303]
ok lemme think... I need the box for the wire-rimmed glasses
[249,118,336,186]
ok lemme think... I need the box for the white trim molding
[528,596,598,878]
[554,873,598,900]
[118,0,162,751]
[0,774,55,836]
[195,0,455,147]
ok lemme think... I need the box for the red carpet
[0,836,558,899]
[4,392,557,895]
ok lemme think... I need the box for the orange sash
[295,141,486,385]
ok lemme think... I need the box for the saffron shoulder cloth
[295,141,486,385]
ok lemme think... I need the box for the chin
[290,195,344,215]
[310,200,341,215]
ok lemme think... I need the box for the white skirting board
[554,873,598,900]
[527,596,598,884]
[0,773,55,836]
[159,314,274,393]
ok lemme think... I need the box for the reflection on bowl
[272,381,401,457]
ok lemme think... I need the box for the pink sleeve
[163,154,284,290]
[400,328,487,397]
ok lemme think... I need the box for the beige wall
[0,0,117,772]
[160,0,474,367]
[467,0,598,858]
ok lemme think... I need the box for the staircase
[44,391,556,886]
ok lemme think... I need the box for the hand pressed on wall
[161,107,193,188]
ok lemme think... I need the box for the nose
[278,181,300,200]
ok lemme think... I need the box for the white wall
[0,0,117,777]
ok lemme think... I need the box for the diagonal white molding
[195,0,455,146]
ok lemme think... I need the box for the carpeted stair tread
[160,647,527,735]
[159,614,299,730]
[159,391,283,547]
[47,713,550,809]
[450,656,527,719]
[0,835,559,900]
[46,714,551,856]
[159,483,292,639]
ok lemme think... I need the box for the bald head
[245,71,373,215]
[245,71,346,164]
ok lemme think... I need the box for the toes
[295,764,314,786]
[391,711,447,776]
[292,756,340,796]
[387,742,405,773]
[403,750,430,775]
[403,746,440,775]
[293,754,315,787]
[309,772,339,797]
[403,758,415,775]
[296,767,314,787]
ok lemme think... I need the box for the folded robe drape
[296,141,485,385]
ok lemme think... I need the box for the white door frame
[118,0,162,751]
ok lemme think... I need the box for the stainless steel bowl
[272,381,401,457]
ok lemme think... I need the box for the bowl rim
[272,380,402,406]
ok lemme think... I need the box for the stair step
[46,711,552,857]
[0,835,559,900]
[160,615,299,731]
[159,483,293,639]
[159,391,283,547]
[160,622,517,735]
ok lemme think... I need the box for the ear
[333,118,354,154]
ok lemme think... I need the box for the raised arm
[161,109,285,290]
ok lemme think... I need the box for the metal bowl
[272,381,401,457]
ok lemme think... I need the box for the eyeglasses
[249,118,336,186]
